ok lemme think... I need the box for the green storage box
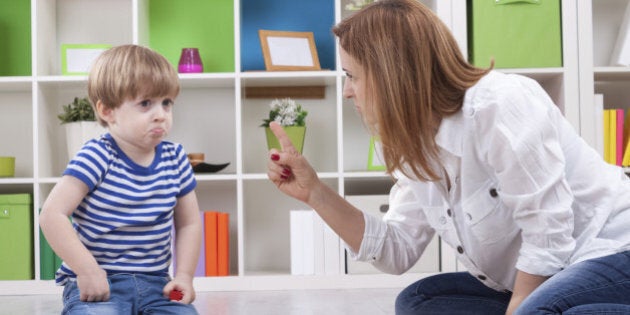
[468,0,562,68]
[39,217,62,280]
[0,193,33,280]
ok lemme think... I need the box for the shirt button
[489,188,498,198]
[477,275,487,280]
[439,216,447,225]
[447,209,452,217]
[457,246,464,254]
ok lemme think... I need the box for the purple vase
[178,48,203,73]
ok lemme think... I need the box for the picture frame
[61,44,112,75]
[367,137,386,171]
[258,30,321,71]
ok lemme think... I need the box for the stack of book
[203,211,230,276]
[289,210,340,276]
[173,210,230,277]
[596,95,630,166]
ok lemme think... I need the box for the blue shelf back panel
[240,0,336,71]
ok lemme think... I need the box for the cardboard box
[0,194,33,280]
[468,0,562,68]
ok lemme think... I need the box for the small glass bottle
[178,48,203,73]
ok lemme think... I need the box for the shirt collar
[434,109,465,157]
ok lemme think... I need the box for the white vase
[65,121,106,160]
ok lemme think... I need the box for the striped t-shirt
[55,133,197,286]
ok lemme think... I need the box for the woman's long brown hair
[333,0,490,181]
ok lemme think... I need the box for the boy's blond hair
[87,44,180,126]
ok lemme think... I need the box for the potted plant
[58,97,106,159]
[261,98,308,154]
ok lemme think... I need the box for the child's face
[106,95,175,151]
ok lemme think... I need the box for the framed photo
[258,30,321,71]
[367,137,386,171]
[61,44,112,75]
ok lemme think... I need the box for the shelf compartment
[0,0,31,76]
[240,0,335,72]
[592,0,630,67]
[242,178,338,275]
[0,90,33,178]
[195,180,238,277]
[35,0,133,76]
[147,0,235,73]
[169,86,237,175]
[241,86,338,174]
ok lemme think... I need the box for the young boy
[40,44,201,314]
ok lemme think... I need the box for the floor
[0,288,400,315]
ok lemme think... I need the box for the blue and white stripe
[55,133,196,285]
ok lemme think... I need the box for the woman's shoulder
[465,71,547,112]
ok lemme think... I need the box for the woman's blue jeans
[395,251,630,314]
[62,273,198,315]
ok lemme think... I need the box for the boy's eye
[139,100,151,107]
[162,99,174,107]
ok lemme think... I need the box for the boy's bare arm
[167,190,202,303]
[39,175,110,301]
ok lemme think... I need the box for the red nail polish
[271,154,280,161]
[282,168,291,175]
[280,175,288,180]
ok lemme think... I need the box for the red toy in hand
[169,289,183,301]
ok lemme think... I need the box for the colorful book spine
[604,109,612,164]
[217,212,230,276]
[204,211,219,276]
[616,109,625,166]
[203,210,230,277]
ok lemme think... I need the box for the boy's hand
[76,268,110,302]
[163,276,196,303]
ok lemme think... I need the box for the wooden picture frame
[258,30,321,71]
[61,44,111,75]
[367,137,386,171]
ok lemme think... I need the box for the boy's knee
[63,301,130,315]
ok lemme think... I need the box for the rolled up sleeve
[346,178,436,275]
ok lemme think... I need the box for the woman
[267,0,630,314]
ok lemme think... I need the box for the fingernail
[271,154,280,161]
[280,175,288,180]
[282,168,291,175]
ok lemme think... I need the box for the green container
[468,0,562,68]
[0,157,15,177]
[0,194,33,280]
[265,126,306,154]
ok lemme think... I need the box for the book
[289,210,329,276]
[610,1,630,66]
[623,110,630,166]
[617,109,625,166]
[217,212,229,276]
[594,94,604,158]
[204,211,219,276]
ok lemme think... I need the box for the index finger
[270,121,298,154]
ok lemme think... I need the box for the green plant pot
[265,126,306,154]
[0,156,15,177]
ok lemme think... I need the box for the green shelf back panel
[0,0,31,76]
[149,0,235,73]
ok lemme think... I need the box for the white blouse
[348,71,630,291]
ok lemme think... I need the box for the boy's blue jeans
[395,250,630,314]
[62,273,198,315]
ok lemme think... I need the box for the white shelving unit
[2,0,622,295]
